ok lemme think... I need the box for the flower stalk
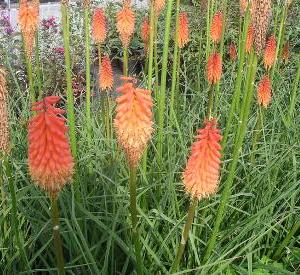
[157,0,174,165]
[84,2,93,149]
[170,198,198,272]
[204,51,258,262]
[50,194,66,275]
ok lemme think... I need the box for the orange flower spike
[264,34,276,70]
[141,18,150,51]
[257,75,272,108]
[92,8,107,44]
[210,11,223,44]
[245,24,254,53]
[18,0,40,58]
[178,12,189,49]
[229,43,237,61]
[183,119,222,199]
[207,52,222,84]
[99,55,113,91]
[116,1,136,48]
[154,0,165,15]
[28,96,74,194]
[114,78,153,167]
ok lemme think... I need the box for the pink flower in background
[0,11,14,35]
[53,47,65,55]
[42,16,58,31]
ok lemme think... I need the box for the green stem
[207,84,214,118]
[221,8,250,151]
[142,2,155,173]
[25,54,35,105]
[169,0,181,122]
[4,156,29,268]
[271,4,288,81]
[204,52,258,262]
[157,0,174,166]
[250,106,265,164]
[129,165,143,275]
[286,57,300,125]
[171,198,198,272]
[61,3,78,160]
[35,33,43,100]
[84,4,93,148]
[0,159,8,244]
[273,217,300,260]
[50,194,66,275]
[123,47,128,76]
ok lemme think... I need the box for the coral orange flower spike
[116,1,135,48]
[141,18,150,52]
[154,0,165,16]
[99,55,114,91]
[183,118,222,199]
[264,34,276,70]
[18,0,39,58]
[246,24,254,54]
[207,52,222,84]
[210,11,223,44]
[257,75,272,108]
[114,77,153,167]
[28,96,74,195]
[178,12,189,49]
[92,8,107,44]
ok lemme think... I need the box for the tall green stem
[142,2,155,172]
[205,0,211,60]
[286,57,300,125]
[84,4,92,148]
[221,9,250,150]
[129,165,143,275]
[170,198,198,272]
[50,194,66,275]
[169,0,181,122]
[157,0,174,165]
[271,4,288,81]
[61,2,77,160]
[250,106,265,164]
[123,47,128,76]
[204,52,258,262]
[25,54,35,105]
[35,33,43,100]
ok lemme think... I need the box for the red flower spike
[177,12,189,49]
[114,77,153,167]
[210,11,223,44]
[92,8,107,44]
[28,96,74,194]
[257,75,272,108]
[264,34,276,70]
[99,55,113,90]
[183,119,222,199]
[207,52,222,84]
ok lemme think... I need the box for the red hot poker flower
[114,77,153,167]
[264,34,276,70]
[28,96,74,194]
[246,24,254,54]
[177,12,189,49]
[140,18,150,52]
[210,11,223,43]
[207,52,222,84]
[92,8,107,44]
[116,1,135,48]
[257,75,272,108]
[183,119,222,199]
[99,55,113,90]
